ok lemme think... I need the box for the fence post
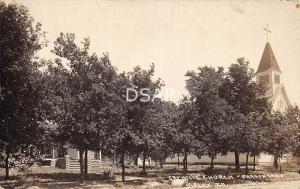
[65,155,70,170]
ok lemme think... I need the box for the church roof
[256,42,281,74]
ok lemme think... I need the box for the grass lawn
[0,164,300,189]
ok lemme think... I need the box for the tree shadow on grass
[0,175,22,181]
[27,172,103,182]
[0,172,152,189]
[0,173,106,189]
[0,168,278,189]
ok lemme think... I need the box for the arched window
[274,75,280,84]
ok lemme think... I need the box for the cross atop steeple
[263,24,272,42]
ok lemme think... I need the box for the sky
[8,0,300,105]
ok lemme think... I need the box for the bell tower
[256,42,290,112]
[256,42,281,97]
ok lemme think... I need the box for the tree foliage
[0,2,46,180]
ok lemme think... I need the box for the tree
[148,101,178,169]
[44,33,121,182]
[244,112,265,172]
[173,97,201,173]
[286,106,300,155]
[185,66,242,170]
[126,64,163,176]
[0,2,46,179]
[242,113,258,174]
[264,111,298,171]
[101,64,163,181]
[102,72,133,182]
[219,58,269,171]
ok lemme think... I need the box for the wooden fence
[55,156,101,172]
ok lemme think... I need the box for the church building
[253,41,292,165]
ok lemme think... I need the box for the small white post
[65,155,70,170]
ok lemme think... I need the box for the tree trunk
[134,154,139,167]
[5,147,10,180]
[79,149,84,182]
[245,152,249,175]
[183,153,188,174]
[160,161,163,169]
[148,158,151,168]
[142,151,146,175]
[177,154,180,168]
[186,154,188,172]
[279,156,282,173]
[182,155,186,173]
[234,150,240,171]
[253,155,256,171]
[84,149,88,178]
[121,149,125,182]
[273,155,278,170]
[210,155,214,169]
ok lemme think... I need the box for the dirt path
[211,180,300,189]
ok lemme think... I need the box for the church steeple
[256,42,281,74]
[255,42,290,112]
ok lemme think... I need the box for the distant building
[42,146,101,171]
